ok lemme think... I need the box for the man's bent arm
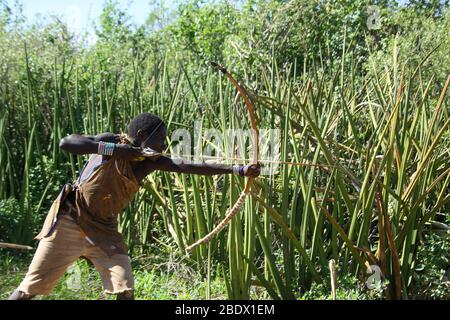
[59,133,117,155]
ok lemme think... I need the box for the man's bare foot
[116,290,134,300]
[8,289,35,300]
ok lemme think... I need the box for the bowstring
[146,150,337,169]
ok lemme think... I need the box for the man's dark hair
[127,113,166,139]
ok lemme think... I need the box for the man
[9,112,260,300]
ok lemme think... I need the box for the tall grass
[0,39,448,299]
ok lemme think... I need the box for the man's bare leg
[8,289,36,300]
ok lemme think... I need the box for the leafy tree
[167,0,239,62]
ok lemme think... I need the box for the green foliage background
[0,0,448,299]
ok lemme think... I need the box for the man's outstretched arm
[148,156,260,177]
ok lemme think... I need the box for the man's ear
[130,129,144,147]
[136,129,145,140]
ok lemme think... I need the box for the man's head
[127,113,167,152]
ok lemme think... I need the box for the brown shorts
[18,214,134,296]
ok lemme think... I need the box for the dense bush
[411,232,449,299]
[0,197,22,243]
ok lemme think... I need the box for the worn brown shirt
[35,134,141,256]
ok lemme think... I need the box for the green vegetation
[0,0,449,299]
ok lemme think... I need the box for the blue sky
[9,0,178,45]
[19,0,175,33]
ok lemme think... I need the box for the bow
[185,62,259,252]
